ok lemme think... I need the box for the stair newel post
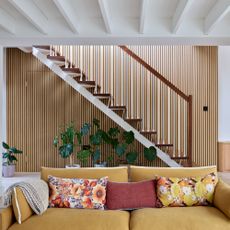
[187,95,192,166]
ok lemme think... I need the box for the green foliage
[123,131,135,144]
[115,144,127,157]
[54,122,90,162]
[144,146,157,161]
[2,142,23,165]
[77,149,91,166]
[126,151,138,164]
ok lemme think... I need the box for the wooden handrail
[119,45,189,102]
[119,45,193,166]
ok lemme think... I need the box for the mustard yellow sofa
[2,165,230,230]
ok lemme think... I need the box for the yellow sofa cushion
[41,166,128,182]
[130,207,230,230]
[156,173,218,207]
[8,208,130,230]
[214,179,230,218]
[12,188,34,224]
[129,165,217,182]
[0,206,15,230]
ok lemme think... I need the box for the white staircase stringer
[32,47,181,167]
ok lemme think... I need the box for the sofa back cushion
[106,180,157,210]
[129,165,217,182]
[41,167,128,183]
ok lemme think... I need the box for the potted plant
[89,118,108,167]
[2,142,23,177]
[53,122,90,168]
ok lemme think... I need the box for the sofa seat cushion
[130,207,230,230]
[9,208,130,230]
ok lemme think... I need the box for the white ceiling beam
[172,0,193,34]
[98,0,112,33]
[0,8,15,34]
[204,0,230,35]
[53,0,79,34]
[139,0,149,34]
[8,0,48,34]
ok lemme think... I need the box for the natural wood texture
[7,46,218,171]
[119,45,189,101]
[7,48,167,172]
[218,142,230,172]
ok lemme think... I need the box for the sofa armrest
[0,206,15,230]
[214,179,230,218]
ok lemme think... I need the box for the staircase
[32,45,192,167]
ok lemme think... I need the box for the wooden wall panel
[7,48,166,172]
[7,45,218,172]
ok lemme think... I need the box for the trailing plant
[53,122,91,166]
[2,142,23,166]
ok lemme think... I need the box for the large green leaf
[93,148,100,163]
[90,133,102,146]
[2,142,9,149]
[76,132,82,145]
[9,147,23,154]
[2,152,9,159]
[93,118,100,129]
[123,131,135,144]
[66,124,75,143]
[66,143,73,154]
[115,144,127,157]
[8,155,17,163]
[59,145,72,158]
[77,149,91,165]
[81,123,91,136]
[126,151,138,164]
[144,146,157,161]
[108,127,120,137]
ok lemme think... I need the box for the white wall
[218,46,230,142]
[0,47,7,176]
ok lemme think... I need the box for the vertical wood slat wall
[54,45,218,165]
[7,48,167,172]
[7,46,218,172]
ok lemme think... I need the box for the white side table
[0,172,40,208]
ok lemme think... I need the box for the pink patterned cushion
[48,175,108,210]
[106,180,156,210]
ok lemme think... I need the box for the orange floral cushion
[48,175,108,210]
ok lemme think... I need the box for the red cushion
[106,180,156,210]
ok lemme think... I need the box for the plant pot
[2,164,15,177]
[94,162,107,167]
[65,164,80,169]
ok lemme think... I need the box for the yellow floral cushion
[156,173,218,207]
[48,175,108,210]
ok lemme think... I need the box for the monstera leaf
[123,131,135,144]
[144,146,157,161]
[115,144,127,157]
[93,118,100,129]
[93,148,101,163]
[126,151,138,164]
[81,123,91,136]
[108,127,120,137]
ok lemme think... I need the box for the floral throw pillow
[48,175,108,210]
[156,173,218,207]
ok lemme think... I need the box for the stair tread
[94,93,111,97]
[140,130,157,135]
[155,143,173,147]
[47,55,65,61]
[61,67,81,73]
[34,45,50,50]
[109,106,126,110]
[125,118,142,122]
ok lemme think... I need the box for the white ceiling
[0,0,230,46]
